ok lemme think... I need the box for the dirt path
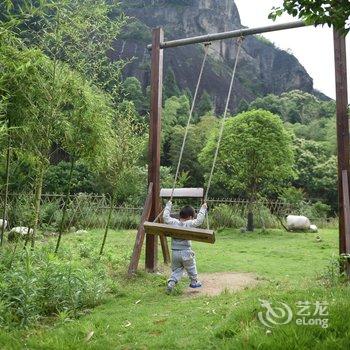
[183,272,259,297]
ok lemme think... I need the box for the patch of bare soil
[184,272,259,297]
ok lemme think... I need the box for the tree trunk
[246,197,254,232]
[0,129,11,246]
[99,193,114,255]
[247,210,254,232]
[30,165,44,249]
[55,158,75,253]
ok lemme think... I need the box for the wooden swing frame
[127,21,349,277]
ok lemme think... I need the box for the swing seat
[143,221,215,244]
[160,188,204,198]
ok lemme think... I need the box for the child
[163,200,208,293]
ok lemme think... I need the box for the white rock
[286,215,311,231]
[8,226,34,242]
[0,219,8,230]
[75,229,88,234]
[309,224,318,233]
[10,226,33,235]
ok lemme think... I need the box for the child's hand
[202,202,208,210]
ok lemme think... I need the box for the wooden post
[128,183,153,276]
[146,28,163,272]
[342,171,350,276]
[333,29,350,276]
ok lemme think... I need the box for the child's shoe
[189,280,202,288]
[166,280,175,294]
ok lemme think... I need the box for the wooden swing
[142,38,244,245]
[144,222,215,243]
[128,38,243,275]
[143,185,215,243]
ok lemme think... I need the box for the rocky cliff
[114,0,315,112]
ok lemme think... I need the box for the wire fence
[2,193,142,233]
[0,192,336,234]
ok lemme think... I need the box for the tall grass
[0,240,121,328]
[209,203,279,230]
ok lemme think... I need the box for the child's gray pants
[168,249,197,284]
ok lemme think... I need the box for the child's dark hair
[180,205,195,219]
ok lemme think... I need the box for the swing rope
[152,44,210,223]
[204,37,244,202]
[153,38,244,227]
[170,43,210,202]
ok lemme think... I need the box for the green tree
[163,67,180,100]
[162,95,190,136]
[1,0,128,249]
[237,99,249,113]
[197,91,214,118]
[249,90,335,125]
[43,162,97,194]
[1,0,127,102]
[169,115,218,186]
[200,109,295,230]
[122,77,146,114]
[249,94,285,117]
[292,138,337,209]
[98,105,146,254]
[162,95,190,164]
[269,0,350,34]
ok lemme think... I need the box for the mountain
[113,0,318,113]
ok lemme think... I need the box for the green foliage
[196,91,214,118]
[254,35,275,47]
[1,0,128,101]
[249,90,336,124]
[279,186,306,206]
[163,67,181,100]
[169,116,218,187]
[120,19,151,41]
[210,204,246,229]
[309,201,331,219]
[237,99,249,113]
[269,0,350,34]
[56,69,116,171]
[0,244,112,327]
[162,95,190,140]
[99,101,146,200]
[200,109,295,199]
[286,116,337,155]
[293,138,337,209]
[43,162,97,194]
[0,4,130,249]
[210,203,279,230]
[6,194,33,228]
[122,76,146,114]
[0,228,344,348]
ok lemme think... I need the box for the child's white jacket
[163,201,207,250]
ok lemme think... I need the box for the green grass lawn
[1,228,350,350]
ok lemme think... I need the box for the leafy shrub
[310,201,331,219]
[0,242,115,328]
[210,203,280,230]
[6,194,33,228]
[40,200,61,229]
[43,162,98,195]
[210,204,246,229]
[108,210,140,230]
[253,205,280,229]
[319,256,348,287]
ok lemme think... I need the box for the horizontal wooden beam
[160,188,204,198]
[147,21,308,50]
[144,221,215,244]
